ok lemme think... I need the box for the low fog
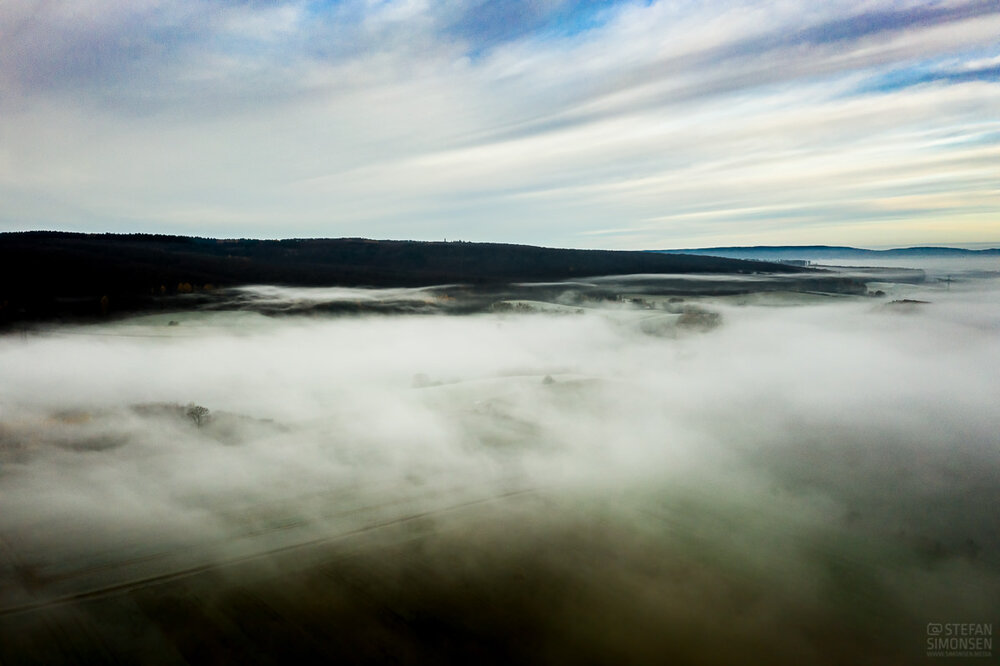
[1,272,999,664]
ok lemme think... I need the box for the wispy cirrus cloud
[0,0,998,247]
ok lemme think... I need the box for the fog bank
[1,276,998,663]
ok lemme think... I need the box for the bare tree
[186,404,209,427]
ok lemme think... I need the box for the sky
[1,0,998,249]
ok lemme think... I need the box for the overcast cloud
[1,0,998,247]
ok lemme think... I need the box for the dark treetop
[1,232,802,325]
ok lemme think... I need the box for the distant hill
[653,245,1000,262]
[0,232,799,325]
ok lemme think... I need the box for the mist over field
[1,269,999,664]
[4,0,998,658]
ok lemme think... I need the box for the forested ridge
[0,232,799,325]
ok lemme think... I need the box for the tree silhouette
[186,404,209,427]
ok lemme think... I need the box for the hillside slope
[1,232,799,324]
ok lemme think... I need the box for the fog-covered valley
[1,267,998,664]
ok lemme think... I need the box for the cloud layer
[1,0,998,247]
[1,275,999,660]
